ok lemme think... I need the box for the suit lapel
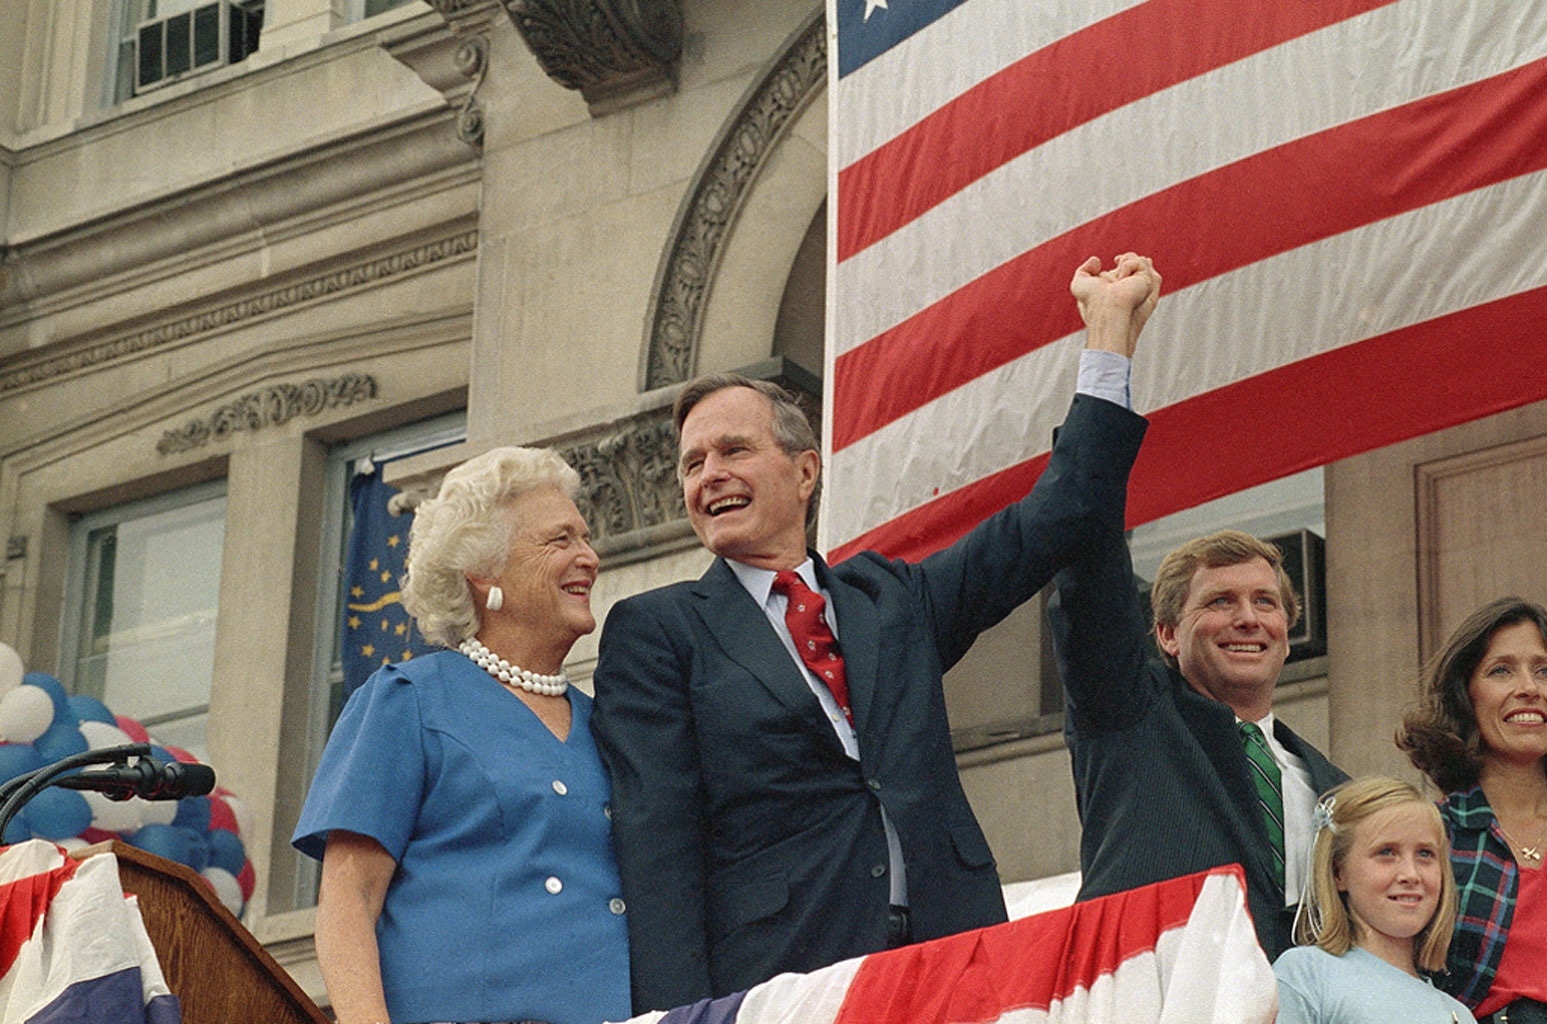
[1273,720,1347,797]
[817,557,878,733]
[690,558,836,727]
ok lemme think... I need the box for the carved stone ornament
[157,374,378,455]
[645,12,825,389]
[0,231,476,395]
[453,34,490,150]
[561,414,684,545]
[500,0,682,115]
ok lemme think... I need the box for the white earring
[485,585,504,612]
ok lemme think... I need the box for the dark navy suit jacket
[1050,466,1348,961]
[592,395,1148,1012]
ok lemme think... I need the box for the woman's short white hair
[401,446,581,647]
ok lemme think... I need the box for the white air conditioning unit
[135,0,262,94]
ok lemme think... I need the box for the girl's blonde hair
[1294,776,1457,973]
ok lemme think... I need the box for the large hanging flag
[340,467,431,700]
[825,0,1547,562]
[622,866,1274,1024]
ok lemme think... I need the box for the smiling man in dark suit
[591,254,1160,1013]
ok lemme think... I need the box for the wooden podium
[72,842,329,1024]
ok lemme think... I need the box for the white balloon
[223,793,254,841]
[0,644,23,697]
[83,790,143,833]
[78,721,133,751]
[201,867,243,916]
[137,798,178,826]
[54,836,90,852]
[0,685,55,743]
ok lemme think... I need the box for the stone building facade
[3,0,1544,1006]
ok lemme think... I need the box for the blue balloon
[207,828,246,875]
[20,673,71,718]
[0,744,44,783]
[148,745,174,764]
[2,810,30,844]
[66,695,116,726]
[127,823,191,866]
[25,787,91,841]
[172,795,211,832]
[33,720,88,762]
[181,827,211,872]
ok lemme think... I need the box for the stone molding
[499,0,682,116]
[0,230,478,396]
[562,410,684,549]
[156,374,379,455]
[643,11,825,390]
[390,401,686,553]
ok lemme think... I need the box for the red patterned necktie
[772,571,852,723]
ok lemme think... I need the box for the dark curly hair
[1396,597,1547,794]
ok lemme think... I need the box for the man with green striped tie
[1051,529,1349,961]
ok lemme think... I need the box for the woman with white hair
[293,447,628,1024]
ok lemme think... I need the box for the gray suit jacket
[592,395,1148,1012]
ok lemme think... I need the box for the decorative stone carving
[156,374,378,454]
[644,13,825,389]
[561,414,683,543]
[453,35,490,150]
[500,0,682,115]
[1,231,477,395]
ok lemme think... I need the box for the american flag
[824,0,1547,561]
[621,867,1274,1024]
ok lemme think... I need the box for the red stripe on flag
[832,867,1239,1023]
[830,284,1547,564]
[0,853,80,979]
[836,0,1397,262]
[831,54,1547,453]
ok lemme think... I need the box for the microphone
[56,758,217,801]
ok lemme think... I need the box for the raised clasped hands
[1070,252,1161,359]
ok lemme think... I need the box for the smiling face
[1468,619,1547,769]
[1155,557,1290,720]
[677,386,819,570]
[477,485,599,667]
[1335,803,1444,975]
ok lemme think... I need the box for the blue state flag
[340,468,431,700]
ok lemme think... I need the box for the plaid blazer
[1439,785,1517,1008]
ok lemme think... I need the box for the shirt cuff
[1077,348,1132,410]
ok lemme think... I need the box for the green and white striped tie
[1240,721,1285,890]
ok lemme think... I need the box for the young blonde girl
[1273,777,1476,1023]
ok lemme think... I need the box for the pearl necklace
[459,637,568,696]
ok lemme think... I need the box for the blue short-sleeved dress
[293,650,631,1024]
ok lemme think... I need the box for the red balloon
[114,717,150,743]
[236,859,256,901]
[163,746,196,764]
[207,794,239,834]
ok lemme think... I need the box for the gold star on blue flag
[341,467,432,700]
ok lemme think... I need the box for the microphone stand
[0,742,151,840]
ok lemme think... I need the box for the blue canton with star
[340,468,433,701]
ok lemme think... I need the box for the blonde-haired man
[1052,525,1347,960]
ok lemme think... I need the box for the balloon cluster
[0,643,254,917]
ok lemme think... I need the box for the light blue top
[294,650,630,1024]
[1274,945,1476,1024]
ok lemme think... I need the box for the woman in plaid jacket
[1399,598,1547,1023]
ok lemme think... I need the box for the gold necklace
[1496,817,1546,865]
